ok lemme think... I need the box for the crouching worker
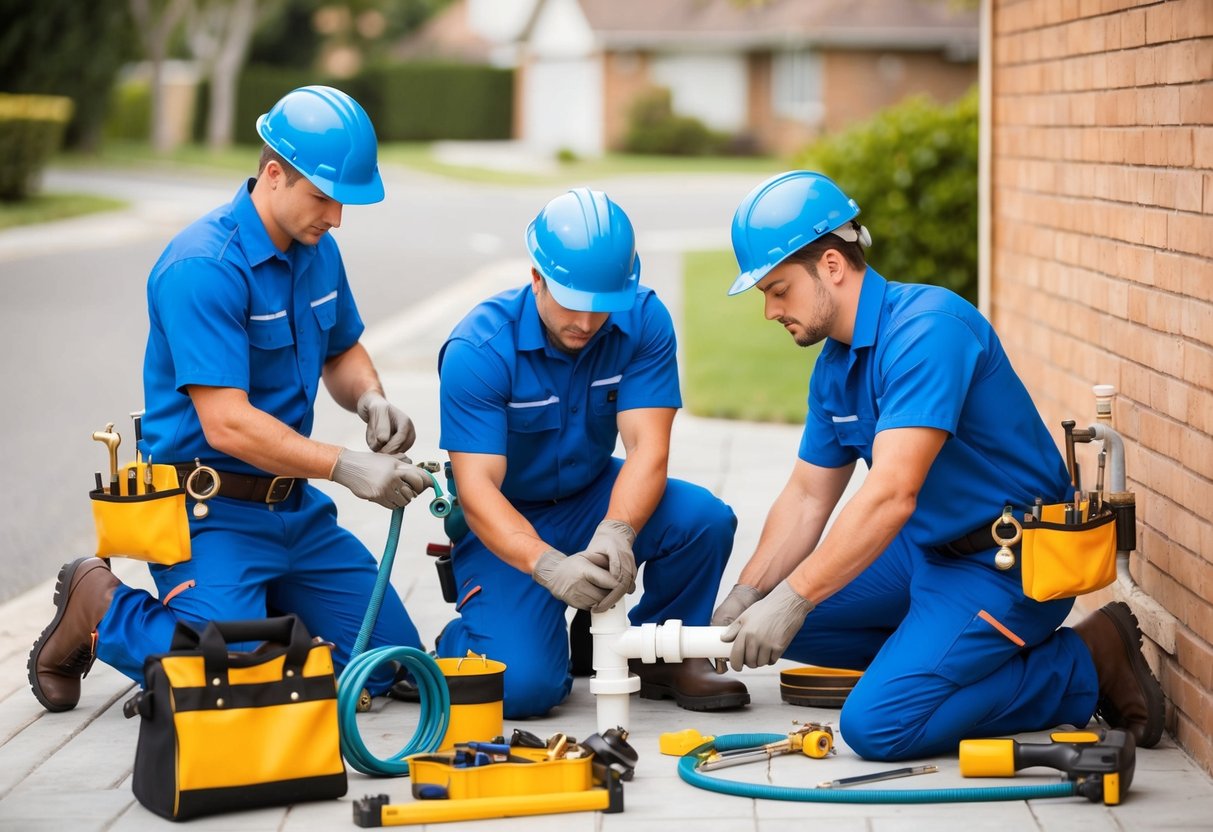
[436,188,748,719]
[713,171,1166,760]
[29,86,428,712]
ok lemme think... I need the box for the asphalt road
[0,161,765,601]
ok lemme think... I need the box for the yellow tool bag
[1019,504,1118,602]
[90,461,191,565]
[124,615,347,821]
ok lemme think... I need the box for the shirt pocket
[506,397,562,433]
[310,290,338,332]
[589,374,622,416]
[831,415,875,452]
[247,313,294,351]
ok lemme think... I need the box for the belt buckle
[265,476,295,504]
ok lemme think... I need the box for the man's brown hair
[258,146,303,185]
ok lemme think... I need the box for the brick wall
[822,49,977,134]
[989,0,1213,772]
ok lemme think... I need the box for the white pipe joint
[589,604,733,733]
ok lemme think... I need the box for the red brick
[1168,211,1213,258]
[1195,128,1213,169]
[1183,301,1213,348]
[1146,1,1175,44]
[1181,425,1213,480]
[1205,173,1213,212]
[1172,0,1213,39]
[1180,83,1213,126]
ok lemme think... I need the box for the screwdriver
[818,764,938,789]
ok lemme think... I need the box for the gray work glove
[710,583,763,627]
[532,548,617,611]
[721,580,815,671]
[356,390,416,455]
[330,449,430,509]
[575,519,637,612]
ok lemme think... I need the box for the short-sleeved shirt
[141,179,364,476]
[800,267,1070,548]
[438,284,681,503]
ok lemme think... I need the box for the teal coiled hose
[336,474,455,777]
[679,733,1079,804]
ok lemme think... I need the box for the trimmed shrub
[104,79,152,142]
[623,87,731,156]
[796,88,979,302]
[358,62,513,142]
[0,94,74,200]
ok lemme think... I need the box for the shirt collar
[849,267,887,351]
[232,178,288,267]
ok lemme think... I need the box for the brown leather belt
[172,465,301,504]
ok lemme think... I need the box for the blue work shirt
[800,268,1070,548]
[141,180,364,476]
[438,284,681,503]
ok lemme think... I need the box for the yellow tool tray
[408,748,592,800]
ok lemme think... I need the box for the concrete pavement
[3,199,1213,831]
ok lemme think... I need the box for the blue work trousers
[96,485,421,688]
[437,458,737,719]
[785,533,1100,761]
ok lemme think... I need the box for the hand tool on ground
[91,423,121,494]
[351,728,634,826]
[698,723,833,771]
[819,765,938,788]
[678,732,1114,805]
[959,728,1134,805]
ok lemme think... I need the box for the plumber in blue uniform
[436,188,749,718]
[712,170,1166,760]
[29,86,429,712]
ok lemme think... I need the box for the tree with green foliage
[796,88,979,303]
[0,0,135,151]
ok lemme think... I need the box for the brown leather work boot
[1072,601,1165,748]
[629,658,750,711]
[28,558,119,712]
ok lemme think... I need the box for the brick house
[983,0,1213,773]
[462,0,978,156]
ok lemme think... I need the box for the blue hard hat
[729,170,860,295]
[526,188,640,313]
[256,85,384,205]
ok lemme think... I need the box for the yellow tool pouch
[1019,504,1117,602]
[90,462,190,565]
[125,615,347,821]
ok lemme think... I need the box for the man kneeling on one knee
[435,188,749,718]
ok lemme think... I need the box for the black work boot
[629,658,750,711]
[1072,601,1165,748]
[28,558,119,712]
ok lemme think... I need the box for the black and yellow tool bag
[90,462,190,564]
[127,616,347,821]
[1020,504,1118,602]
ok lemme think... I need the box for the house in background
[456,0,978,157]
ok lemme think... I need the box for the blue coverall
[96,180,420,684]
[437,285,736,718]
[783,268,1099,760]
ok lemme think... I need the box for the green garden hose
[679,733,1079,804]
[336,474,456,777]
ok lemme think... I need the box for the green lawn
[0,192,128,230]
[681,250,818,424]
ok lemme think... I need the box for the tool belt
[171,464,300,504]
[939,503,1121,602]
[124,615,347,821]
[91,462,191,565]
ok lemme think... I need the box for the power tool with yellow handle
[959,728,1134,805]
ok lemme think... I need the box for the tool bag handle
[171,615,314,682]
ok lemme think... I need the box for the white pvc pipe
[589,604,733,734]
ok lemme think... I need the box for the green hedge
[213,63,513,145]
[104,78,151,142]
[357,62,513,142]
[796,88,979,302]
[0,94,74,200]
[623,87,732,156]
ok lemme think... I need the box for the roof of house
[550,0,978,53]
[392,0,495,63]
